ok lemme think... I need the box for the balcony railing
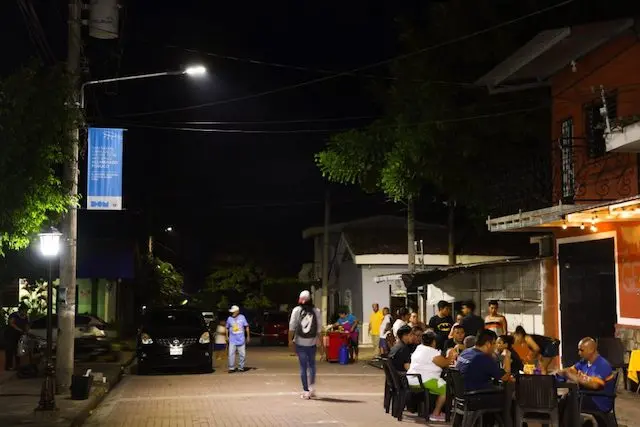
[606,116,640,153]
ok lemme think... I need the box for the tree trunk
[448,199,456,265]
[407,197,416,272]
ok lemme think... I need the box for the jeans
[296,344,317,392]
[228,343,246,370]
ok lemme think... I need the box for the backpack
[295,305,318,339]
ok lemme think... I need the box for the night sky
[3,0,640,287]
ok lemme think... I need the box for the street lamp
[36,227,62,412]
[79,65,208,108]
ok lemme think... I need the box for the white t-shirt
[289,305,322,346]
[214,325,227,345]
[392,319,407,338]
[379,314,392,337]
[407,344,444,386]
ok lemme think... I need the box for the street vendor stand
[324,330,351,363]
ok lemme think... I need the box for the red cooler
[326,332,349,362]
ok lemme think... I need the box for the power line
[116,0,576,118]
[164,44,477,87]
[102,106,547,134]
[163,116,378,126]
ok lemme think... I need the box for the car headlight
[199,331,210,344]
[141,333,153,345]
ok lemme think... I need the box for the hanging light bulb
[590,224,598,232]
[580,223,585,230]
[561,222,568,230]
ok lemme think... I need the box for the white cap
[229,305,240,313]
[298,290,311,304]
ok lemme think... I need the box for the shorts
[379,337,389,350]
[534,336,560,358]
[214,344,226,351]
[410,378,447,396]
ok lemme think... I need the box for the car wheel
[137,362,150,375]
[200,362,214,374]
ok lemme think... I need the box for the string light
[590,224,598,232]
[580,223,585,230]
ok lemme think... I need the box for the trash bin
[70,374,94,400]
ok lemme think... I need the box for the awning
[374,257,545,291]
[487,196,640,232]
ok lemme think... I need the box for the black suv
[137,307,213,374]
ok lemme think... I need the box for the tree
[197,260,269,310]
[0,62,80,255]
[145,255,184,306]
[317,2,551,265]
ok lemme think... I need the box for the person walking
[288,290,323,399]
[368,303,384,359]
[4,303,29,371]
[226,305,250,373]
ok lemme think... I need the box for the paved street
[85,346,420,426]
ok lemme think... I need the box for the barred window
[585,92,617,158]
[560,117,574,200]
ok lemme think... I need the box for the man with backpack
[288,290,323,399]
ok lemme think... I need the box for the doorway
[558,237,617,367]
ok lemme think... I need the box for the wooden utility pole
[321,189,330,326]
[407,197,416,272]
[56,0,81,393]
[448,199,456,265]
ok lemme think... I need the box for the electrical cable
[99,105,547,134]
[116,0,577,118]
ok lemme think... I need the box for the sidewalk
[0,350,134,426]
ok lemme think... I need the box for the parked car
[137,307,212,374]
[260,311,290,346]
[30,314,109,349]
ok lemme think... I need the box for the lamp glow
[38,228,62,258]
[184,65,206,76]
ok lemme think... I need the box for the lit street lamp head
[38,228,62,258]
[183,65,207,76]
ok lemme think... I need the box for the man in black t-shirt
[428,300,453,350]
[460,300,484,338]
[388,325,413,371]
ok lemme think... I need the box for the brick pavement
[85,347,640,427]
[85,347,423,427]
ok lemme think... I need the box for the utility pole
[321,189,330,326]
[57,0,81,393]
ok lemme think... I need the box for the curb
[69,353,136,427]
[0,371,17,386]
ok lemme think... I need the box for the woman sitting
[497,334,524,375]
[406,331,452,423]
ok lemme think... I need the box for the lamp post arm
[80,71,180,109]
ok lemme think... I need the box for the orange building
[477,18,640,366]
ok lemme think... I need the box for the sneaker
[300,391,311,399]
[309,385,316,398]
[238,367,247,372]
[428,414,446,423]
[228,368,236,373]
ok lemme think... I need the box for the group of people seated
[386,300,616,424]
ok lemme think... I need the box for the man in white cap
[288,290,323,399]
[226,305,250,373]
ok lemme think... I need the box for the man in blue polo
[557,337,614,413]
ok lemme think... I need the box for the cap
[229,305,240,313]
[298,290,311,304]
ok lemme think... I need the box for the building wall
[550,34,640,203]
[549,221,640,352]
[360,265,407,345]
[429,262,544,335]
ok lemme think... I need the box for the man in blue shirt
[226,305,250,373]
[456,329,513,391]
[557,337,614,413]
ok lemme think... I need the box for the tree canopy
[0,63,80,255]
[316,2,551,218]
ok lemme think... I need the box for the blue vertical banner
[87,127,124,210]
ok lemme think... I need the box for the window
[585,92,617,158]
[560,117,575,200]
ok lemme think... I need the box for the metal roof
[476,18,636,93]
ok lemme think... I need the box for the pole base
[36,362,57,411]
